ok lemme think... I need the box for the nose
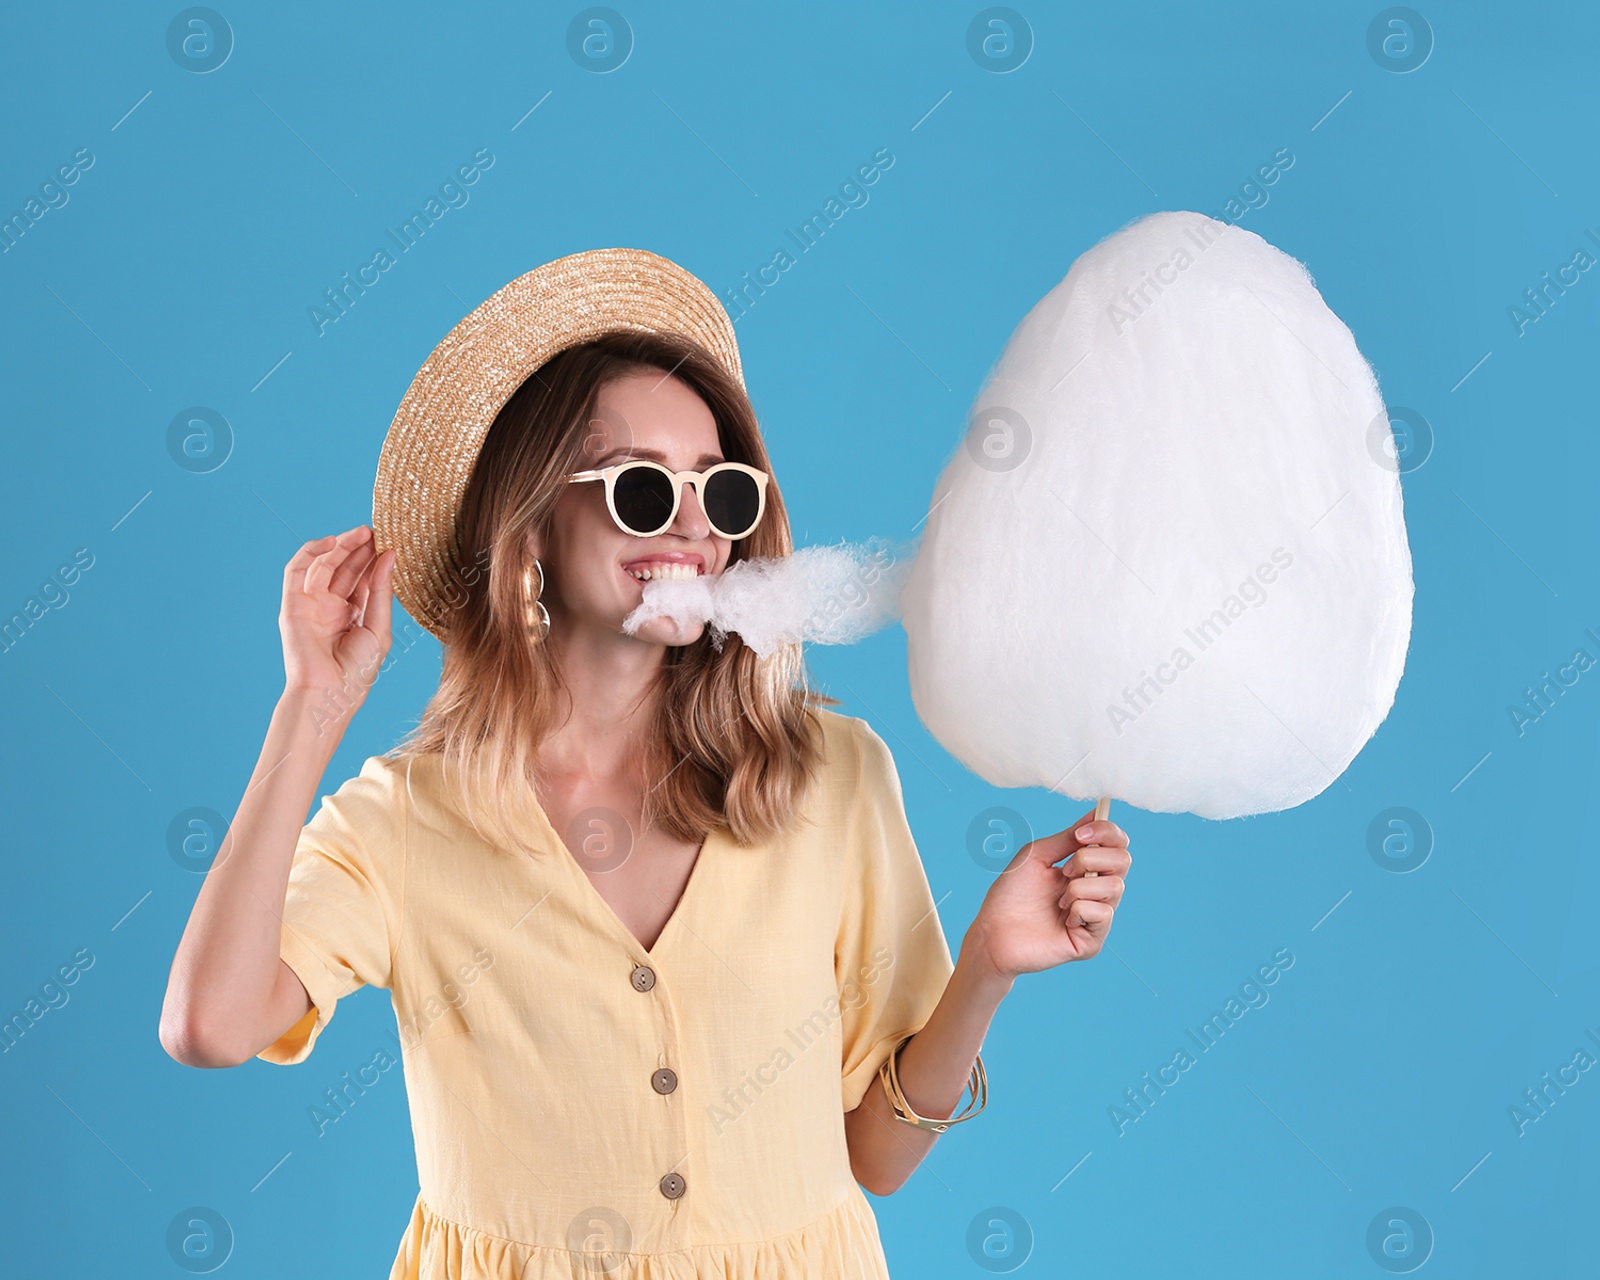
[672,478,710,537]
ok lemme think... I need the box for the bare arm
[844,814,1133,1195]
[843,943,1012,1196]
[158,526,395,1069]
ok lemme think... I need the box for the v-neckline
[529,796,719,958]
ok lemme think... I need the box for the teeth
[626,562,701,582]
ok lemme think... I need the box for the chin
[635,616,707,648]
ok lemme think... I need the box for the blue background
[2,1,1593,1276]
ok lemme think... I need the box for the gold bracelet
[876,1036,987,1134]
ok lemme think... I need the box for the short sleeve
[255,755,407,1066]
[836,719,956,1113]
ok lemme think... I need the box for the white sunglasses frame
[566,459,770,540]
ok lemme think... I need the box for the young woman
[159,250,1131,1279]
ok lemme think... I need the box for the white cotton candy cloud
[898,211,1414,820]
[621,538,914,659]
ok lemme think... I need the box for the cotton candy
[898,211,1413,819]
[622,538,913,659]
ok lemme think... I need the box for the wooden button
[651,1067,678,1094]
[630,964,656,992]
[659,1171,686,1199]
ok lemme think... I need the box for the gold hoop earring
[524,558,550,641]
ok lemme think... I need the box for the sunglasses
[567,459,770,540]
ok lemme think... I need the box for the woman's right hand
[279,525,396,706]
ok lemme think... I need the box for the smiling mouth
[623,562,705,583]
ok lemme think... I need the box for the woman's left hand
[969,811,1132,978]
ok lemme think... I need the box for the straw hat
[372,246,745,641]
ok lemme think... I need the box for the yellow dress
[256,708,957,1278]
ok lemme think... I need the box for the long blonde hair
[393,329,837,853]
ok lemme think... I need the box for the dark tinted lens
[612,464,676,534]
[703,468,761,536]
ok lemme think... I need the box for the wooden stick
[1084,796,1112,877]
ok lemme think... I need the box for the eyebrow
[594,446,725,467]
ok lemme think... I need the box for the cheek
[561,555,628,604]
[548,507,631,586]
